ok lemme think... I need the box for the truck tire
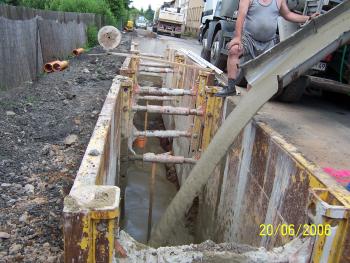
[210,30,227,70]
[201,30,211,61]
[276,77,308,102]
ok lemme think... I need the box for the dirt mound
[0,35,131,262]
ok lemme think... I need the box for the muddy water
[123,138,177,243]
[122,73,177,244]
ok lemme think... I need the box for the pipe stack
[44,60,69,73]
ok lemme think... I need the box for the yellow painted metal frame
[202,86,223,150]
[189,70,210,157]
[258,122,350,263]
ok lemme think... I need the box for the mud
[0,35,131,262]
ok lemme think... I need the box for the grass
[87,25,99,48]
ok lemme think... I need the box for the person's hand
[227,37,242,51]
[310,12,320,19]
[306,13,320,23]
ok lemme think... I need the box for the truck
[199,0,350,102]
[153,3,185,38]
[135,16,148,30]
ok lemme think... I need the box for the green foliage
[20,0,51,9]
[127,6,140,21]
[48,0,117,25]
[143,4,154,21]
[106,0,126,21]
[87,25,98,47]
[0,0,21,5]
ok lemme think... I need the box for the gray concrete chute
[150,1,350,247]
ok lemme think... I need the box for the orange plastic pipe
[44,60,60,73]
[53,61,69,72]
[134,136,147,149]
[73,48,85,56]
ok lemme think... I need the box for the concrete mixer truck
[199,0,349,101]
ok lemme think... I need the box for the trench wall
[63,74,127,262]
[162,55,350,254]
[69,77,123,191]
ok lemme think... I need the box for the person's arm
[279,0,318,23]
[228,0,251,50]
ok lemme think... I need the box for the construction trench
[63,3,350,263]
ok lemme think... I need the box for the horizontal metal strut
[140,68,174,74]
[132,105,203,116]
[134,130,192,138]
[130,153,197,164]
[137,87,195,96]
[137,96,177,102]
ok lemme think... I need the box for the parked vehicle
[153,3,184,38]
[135,16,148,29]
[199,0,349,102]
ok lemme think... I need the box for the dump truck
[153,4,185,38]
[199,0,350,102]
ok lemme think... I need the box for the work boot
[215,85,237,97]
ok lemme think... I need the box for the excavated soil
[0,34,131,263]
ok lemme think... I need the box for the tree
[0,0,21,5]
[20,0,51,9]
[127,7,140,21]
[143,4,154,21]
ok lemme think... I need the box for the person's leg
[215,45,242,97]
[227,45,242,79]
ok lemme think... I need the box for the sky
[130,0,166,10]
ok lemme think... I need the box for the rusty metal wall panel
[195,109,330,249]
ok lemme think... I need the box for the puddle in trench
[123,137,177,244]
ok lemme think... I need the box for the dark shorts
[240,32,277,63]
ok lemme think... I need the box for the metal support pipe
[137,96,177,102]
[147,163,157,242]
[140,68,174,74]
[132,105,203,116]
[137,86,195,96]
[140,63,172,68]
[130,153,197,164]
[134,130,192,138]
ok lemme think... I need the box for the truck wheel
[210,30,227,70]
[201,30,211,61]
[276,77,308,102]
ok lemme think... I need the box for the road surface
[132,29,350,174]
